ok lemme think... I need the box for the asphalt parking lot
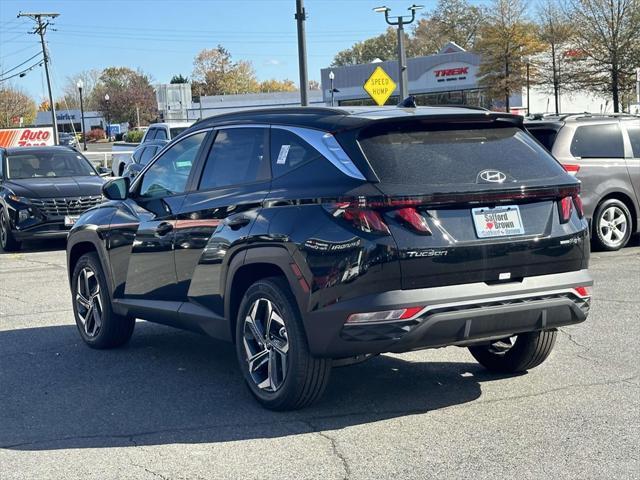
[0,238,638,480]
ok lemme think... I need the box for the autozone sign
[434,67,469,77]
[0,127,54,147]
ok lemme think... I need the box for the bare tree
[564,0,640,112]
[58,69,101,111]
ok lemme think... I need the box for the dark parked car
[123,139,168,180]
[58,132,79,150]
[525,114,640,250]
[0,146,106,251]
[66,106,593,410]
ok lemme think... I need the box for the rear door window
[199,128,269,190]
[627,125,640,157]
[570,124,624,158]
[358,126,566,186]
[145,129,156,141]
[155,128,168,140]
[140,146,159,165]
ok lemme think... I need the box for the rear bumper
[303,269,592,358]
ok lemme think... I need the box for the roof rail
[560,112,639,121]
[430,104,489,112]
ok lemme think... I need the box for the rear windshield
[358,126,566,186]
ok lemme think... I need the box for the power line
[0,59,43,83]
[0,52,43,76]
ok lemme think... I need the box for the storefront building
[320,42,520,109]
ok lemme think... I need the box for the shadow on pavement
[0,322,519,451]
[0,238,67,255]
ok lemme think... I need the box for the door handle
[155,221,174,236]
[227,216,251,230]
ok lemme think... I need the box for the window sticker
[276,144,291,164]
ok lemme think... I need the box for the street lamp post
[77,79,87,151]
[329,71,335,107]
[525,59,531,115]
[104,93,110,141]
[374,4,423,101]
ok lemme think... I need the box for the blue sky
[1,0,488,102]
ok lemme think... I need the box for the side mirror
[97,166,110,176]
[102,177,130,200]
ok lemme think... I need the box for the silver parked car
[526,114,639,251]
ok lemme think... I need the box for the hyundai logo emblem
[478,170,507,183]
[67,199,79,208]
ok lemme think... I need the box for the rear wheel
[468,330,557,373]
[235,277,332,410]
[0,210,21,252]
[71,252,135,349]
[592,199,632,251]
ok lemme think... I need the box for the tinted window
[627,124,640,157]
[155,128,168,140]
[6,150,96,179]
[527,127,558,152]
[132,147,145,163]
[140,145,159,165]
[358,126,565,186]
[199,128,269,189]
[170,127,188,138]
[139,132,206,198]
[270,128,323,177]
[145,129,156,141]
[570,124,624,158]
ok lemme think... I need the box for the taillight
[573,285,592,298]
[563,164,580,175]
[559,196,573,223]
[346,306,424,324]
[395,207,432,234]
[573,194,584,218]
[327,203,390,235]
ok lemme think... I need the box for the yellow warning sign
[363,66,397,106]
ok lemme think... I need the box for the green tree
[0,86,36,128]
[412,0,486,55]
[170,74,189,84]
[476,0,543,110]
[259,78,297,93]
[564,0,640,112]
[332,28,401,66]
[192,45,259,95]
[90,67,157,125]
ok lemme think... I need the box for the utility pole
[18,12,59,145]
[374,5,423,101]
[295,0,309,106]
[636,67,640,107]
[525,60,530,115]
[77,79,87,151]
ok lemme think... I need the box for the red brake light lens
[573,286,592,298]
[559,196,573,223]
[573,194,584,218]
[395,207,432,234]
[563,164,580,175]
[327,203,391,235]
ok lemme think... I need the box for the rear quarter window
[358,126,566,187]
[626,124,640,157]
[570,124,624,158]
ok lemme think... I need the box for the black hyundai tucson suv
[66,106,593,410]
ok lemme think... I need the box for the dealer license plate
[472,205,524,238]
[64,215,79,226]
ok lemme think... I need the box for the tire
[71,252,135,349]
[592,198,632,251]
[468,329,557,373]
[0,209,21,252]
[235,277,332,410]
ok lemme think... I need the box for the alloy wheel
[75,267,103,337]
[598,206,627,248]
[241,297,289,392]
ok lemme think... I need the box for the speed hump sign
[364,66,397,106]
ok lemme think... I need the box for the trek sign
[434,66,469,77]
[364,66,397,106]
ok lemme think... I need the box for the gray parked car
[526,114,640,250]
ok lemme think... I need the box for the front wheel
[235,277,332,410]
[71,252,135,349]
[0,210,21,252]
[468,329,557,373]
